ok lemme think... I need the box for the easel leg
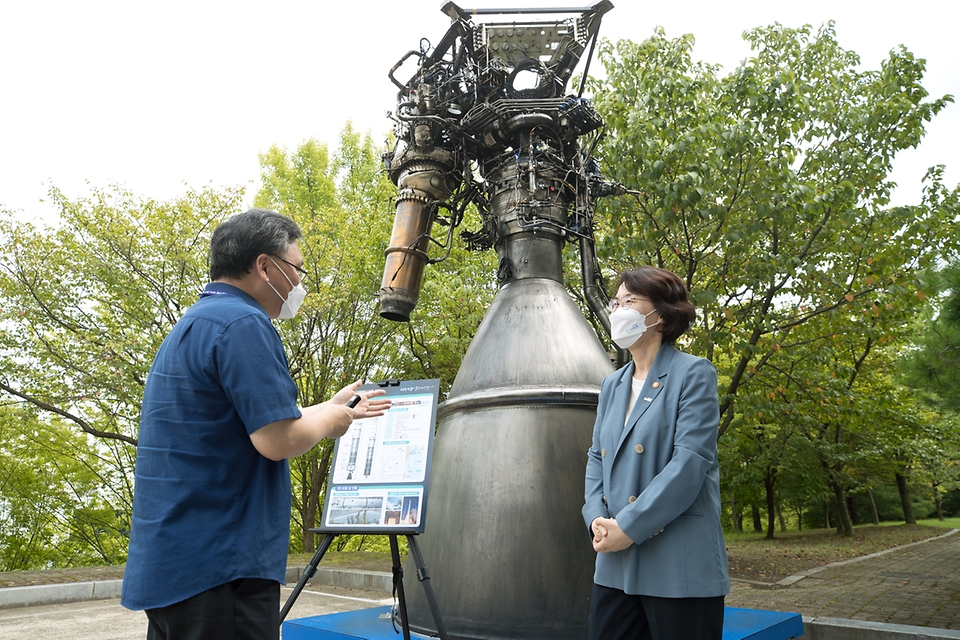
[390,535,412,640]
[407,535,449,640]
[279,533,336,624]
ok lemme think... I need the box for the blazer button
[628,496,637,503]
[601,448,606,457]
[635,444,644,454]
[602,496,607,505]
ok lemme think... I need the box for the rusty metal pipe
[380,194,435,322]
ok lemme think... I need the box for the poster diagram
[320,380,438,534]
[331,392,432,485]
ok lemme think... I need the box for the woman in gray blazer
[583,266,729,640]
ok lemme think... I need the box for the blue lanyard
[199,289,234,299]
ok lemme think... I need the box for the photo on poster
[385,495,403,525]
[326,496,384,526]
[401,495,420,526]
[323,486,425,530]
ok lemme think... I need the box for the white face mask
[609,307,658,350]
[268,258,307,319]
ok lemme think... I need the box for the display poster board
[318,379,440,535]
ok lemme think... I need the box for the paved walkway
[726,529,960,631]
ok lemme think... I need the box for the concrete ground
[0,583,393,640]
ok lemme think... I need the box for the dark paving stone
[726,531,960,631]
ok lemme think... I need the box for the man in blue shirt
[121,209,389,640]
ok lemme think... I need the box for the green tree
[588,24,959,533]
[0,186,242,561]
[901,265,960,409]
[255,127,496,551]
[591,24,956,424]
[898,263,960,521]
[0,406,129,569]
[0,127,493,564]
[874,388,960,524]
[254,126,412,552]
[911,416,960,520]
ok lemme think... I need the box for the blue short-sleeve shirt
[121,282,302,611]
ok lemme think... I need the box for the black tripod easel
[279,530,448,640]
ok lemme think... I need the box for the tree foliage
[898,264,960,516]
[0,186,237,446]
[901,265,960,409]
[0,406,129,570]
[255,126,497,550]
[589,23,959,533]
[253,127,407,551]
[0,186,241,566]
[0,123,496,565]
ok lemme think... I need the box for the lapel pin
[652,381,660,389]
[644,397,653,402]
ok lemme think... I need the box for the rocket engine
[379,3,628,638]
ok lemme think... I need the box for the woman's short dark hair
[209,209,302,280]
[617,266,696,343]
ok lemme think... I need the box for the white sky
[2,1,956,222]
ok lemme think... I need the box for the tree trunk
[832,481,854,536]
[824,500,831,529]
[752,504,763,533]
[764,471,776,539]
[895,472,916,524]
[301,451,319,553]
[933,482,945,521]
[776,501,787,532]
[730,493,743,534]
[867,488,880,525]
[847,495,860,526]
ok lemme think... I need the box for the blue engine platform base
[282,606,804,640]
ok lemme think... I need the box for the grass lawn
[888,516,960,529]
[288,550,396,573]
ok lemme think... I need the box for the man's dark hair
[616,266,697,343]
[209,209,302,280]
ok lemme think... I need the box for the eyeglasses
[608,296,642,312]
[271,255,308,282]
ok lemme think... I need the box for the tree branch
[0,381,138,446]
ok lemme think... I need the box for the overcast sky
[2,1,956,223]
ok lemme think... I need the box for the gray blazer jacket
[582,343,730,597]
